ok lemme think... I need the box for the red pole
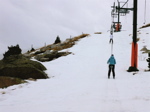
[128,0,139,72]
[135,43,138,68]
[131,43,138,68]
[131,42,135,67]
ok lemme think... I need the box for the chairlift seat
[113,22,122,32]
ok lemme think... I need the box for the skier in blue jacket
[107,54,116,79]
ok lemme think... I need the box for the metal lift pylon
[111,0,139,72]
[128,0,139,72]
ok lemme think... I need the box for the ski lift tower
[111,0,139,72]
[127,0,139,72]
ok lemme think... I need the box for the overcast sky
[0,0,149,57]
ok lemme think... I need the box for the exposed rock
[44,50,51,55]
[34,51,71,62]
[40,58,50,62]
[40,47,47,52]
[34,50,44,55]
[0,55,48,79]
[34,54,44,61]
[26,33,89,62]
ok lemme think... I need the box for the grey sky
[0,0,149,58]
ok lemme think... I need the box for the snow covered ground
[0,26,150,112]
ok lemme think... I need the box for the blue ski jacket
[107,56,116,65]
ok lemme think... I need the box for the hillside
[0,26,150,112]
[0,0,150,57]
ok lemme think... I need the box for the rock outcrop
[0,55,48,79]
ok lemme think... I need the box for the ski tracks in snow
[91,33,123,112]
[99,78,124,112]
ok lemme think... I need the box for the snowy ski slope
[0,27,150,112]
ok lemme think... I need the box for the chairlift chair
[113,22,122,32]
[119,9,130,16]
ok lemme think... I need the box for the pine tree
[3,44,22,59]
[31,47,35,52]
[54,36,61,44]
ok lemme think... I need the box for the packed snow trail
[0,29,150,112]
